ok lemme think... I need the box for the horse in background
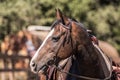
[0,30,42,80]
[99,41,120,64]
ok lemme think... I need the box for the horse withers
[30,9,117,80]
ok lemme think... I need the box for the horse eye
[52,36,60,42]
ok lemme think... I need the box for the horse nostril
[32,62,35,67]
[30,61,38,73]
[31,61,36,67]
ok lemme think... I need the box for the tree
[0,0,120,52]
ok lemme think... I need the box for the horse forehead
[54,26,60,33]
[54,25,66,34]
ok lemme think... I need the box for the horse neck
[72,43,106,79]
[55,43,106,80]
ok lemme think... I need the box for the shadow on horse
[30,9,117,80]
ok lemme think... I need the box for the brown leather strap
[47,66,55,80]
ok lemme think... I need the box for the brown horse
[30,9,116,80]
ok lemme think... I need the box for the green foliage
[0,0,120,52]
[86,5,120,52]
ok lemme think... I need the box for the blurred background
[0,0,120,80]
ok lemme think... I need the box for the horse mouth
[38,65,49,74]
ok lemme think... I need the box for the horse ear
[56,8,62,20]
[56,9,69,25]
[62,15,69,25]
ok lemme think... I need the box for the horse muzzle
[30,56,56,74]
[30,60,49,74]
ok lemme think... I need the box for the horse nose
[30,61,37,73]
[31,61,36,67]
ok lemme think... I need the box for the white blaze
[31,28,55,61]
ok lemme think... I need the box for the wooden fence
[0,54,39,80]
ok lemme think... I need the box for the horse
[99,40,120,64]
[30,9,116,80]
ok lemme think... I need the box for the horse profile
[30,9,116,80]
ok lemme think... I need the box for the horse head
[30,9,99,75]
